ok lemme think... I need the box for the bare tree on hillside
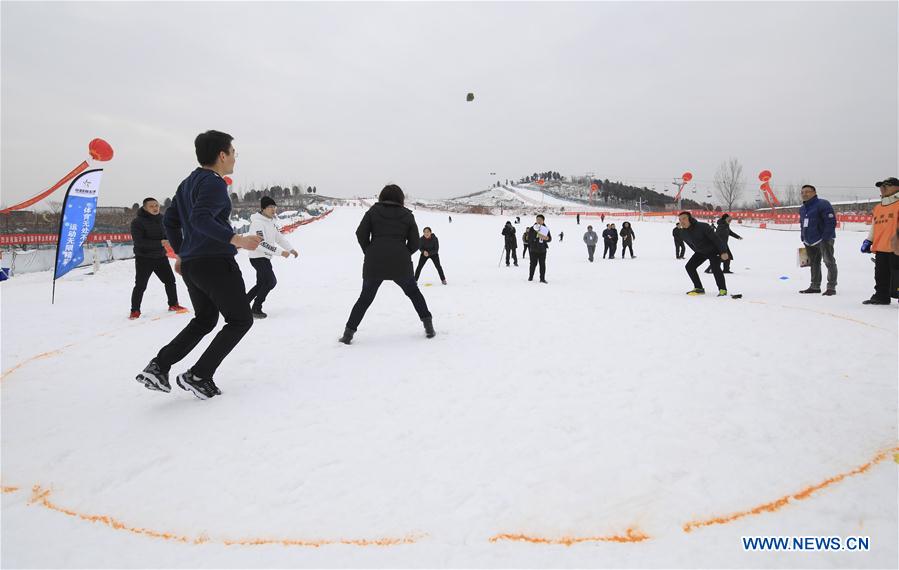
[713,158,745,211]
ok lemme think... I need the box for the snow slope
[2,206,896,568]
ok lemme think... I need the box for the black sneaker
[339,327,355,345]
[135,360,171,393]
[252,310,267,319]
[862,297,891,305]
[799,287,821,294]
[423,317,436,339]
[539,279,548,284]
[176,370,218,400]
[822,289,836,296]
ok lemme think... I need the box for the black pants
[522,244,529,259]
[346,277,432,331]
[686,253,726,291]
[606,241,617,259]
[415,253,446,281]
[529,251,547,280]
[247,257,277,310]
[622,242,634,258]
[505,246,518,265]
[131,256,178,311]
[872,251,898,301]
[675,241,686,259]
[154,257,253,379]
[586,245,596,261]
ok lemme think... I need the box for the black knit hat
[260,196,277,209]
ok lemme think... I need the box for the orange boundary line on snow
[489,527,650,545]
[682,445,899,533]
[2,486,20,493]
[744,300,889,330]
[27,485,422,548]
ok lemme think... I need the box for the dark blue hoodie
[163,168,236,260]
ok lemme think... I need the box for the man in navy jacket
[135,130,262,399]
[798,185,838,295]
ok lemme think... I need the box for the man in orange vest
[861,177,899,305]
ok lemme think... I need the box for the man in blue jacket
[799,184,838,296]
[135,130,262,399]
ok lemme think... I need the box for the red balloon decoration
[88,138,114,161]
[760,182,771,191]
[223,176,233,186]
[758,170,772,182]
[682,172,693,182]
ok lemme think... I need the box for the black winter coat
[524,226,552,253]
[356,201,419,280]
[419,235,439,255]
[602,228,619,242]
[681,220,727,256]
[502,224,518,247]
[620,226,635,244]
[131,208,167,258]
[673,227,684,243]
[715,219,742,245]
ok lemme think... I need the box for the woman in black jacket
[707,213,742,273]
[619,221,636,258]
[340,185,434,344]
[414,227,447,284]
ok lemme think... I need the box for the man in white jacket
[246,196,298,318]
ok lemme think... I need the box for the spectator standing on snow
[502,221,518,267]
[861,177,899,305]
[678,211,729,296]
[246,196,298,319]
[673,222,686,259]
[619,221,636,258]
[414,226,447,284]
[798,184,838,296]
[339,184,435,344]
[129,197,186,319]
[583,225,598,262]
[524,214,552,283]
[707,213,741,274]
[522,227,530,259]
[135,130,262,399]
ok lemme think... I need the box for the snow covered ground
[2,206,896,568]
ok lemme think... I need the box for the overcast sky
[2,1,896,208]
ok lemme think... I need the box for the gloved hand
[861,239,873,253]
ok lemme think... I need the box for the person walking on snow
[677,211,729,296]
[798,184,838,296]
[246,196,298,319]
[583,225,598,262]
[525,214,552,283]
[861,177,899,305]
[619,221,636,258]
[502,221,518,266]
[129,197,186,319]
[673,222,686,259]
[522,227,530,259]
[602,224,618,259]
[414,227,447,284]
[339,184,435,344]
[135,130,262,399]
